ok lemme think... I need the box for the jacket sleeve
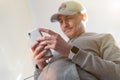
[34,65,42,80]
[71,34,120,80]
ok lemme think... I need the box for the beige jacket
[35,33,120,80]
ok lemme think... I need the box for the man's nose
[62,20,68,28]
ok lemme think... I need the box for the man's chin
[66,34,73,39]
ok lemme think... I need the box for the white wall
[0,0,120,80]
[0,0,34,80]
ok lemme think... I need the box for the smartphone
[28,28,52,56]
[28,28,43,42]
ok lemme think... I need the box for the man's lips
[64,27,73,33]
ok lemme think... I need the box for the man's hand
[38,28,72,57]
[31,41,52,70]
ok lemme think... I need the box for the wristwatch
[71,46,79,54]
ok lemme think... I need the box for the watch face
[71,46,79,54]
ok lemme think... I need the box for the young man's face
[58,13,83,39]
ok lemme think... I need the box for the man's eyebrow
[57,16,62,21]
[57,17,61,21]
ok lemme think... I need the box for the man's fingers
[34,49,47,59]
[33,46,42,58]
[36,36,45,42]
[38,28,57,36]
[31,41,39,52]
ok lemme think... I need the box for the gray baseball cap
[51,0,84,22]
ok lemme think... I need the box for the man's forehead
[57,13,79,19]
[57,15,70,20]
[58,15,67,18]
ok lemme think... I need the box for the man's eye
[59,20,63,23]
[66,16,73,19]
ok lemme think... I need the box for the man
[31,0,120,80]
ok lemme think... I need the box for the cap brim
[51,11,77,22]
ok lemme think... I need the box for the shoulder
[79,32,112,39]
[93,33,117,46]
[81,32,116,42]
[97,33,115,40]
[83,32,114,39]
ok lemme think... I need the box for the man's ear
[81,13,87,22]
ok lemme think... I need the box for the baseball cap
[51,0,85,22]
